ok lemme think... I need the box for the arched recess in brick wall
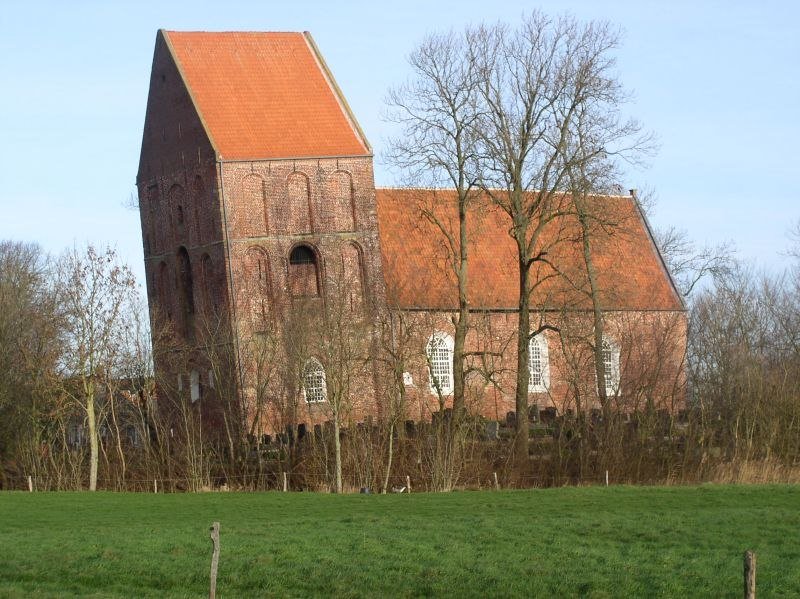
[339,241,365,310]
[244,246,272,330]
[168,184,186,243]
[176,247,195,340]
[156,260,171,322]
[327,171,355,232]
[288,244,320,297]
[192,175,205,244]
[199,253,217,317]
[147,185,160,253]
[242,174,269,236]
[286,172,312,235]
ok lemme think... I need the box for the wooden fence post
[493,472,500,491]
[153,479,158,494]
[209,522,220,599]
[282,472,288,492]
[605,470,609,487]
[406,475,411,494]
[27,475,33,492]
[744,550,756,599]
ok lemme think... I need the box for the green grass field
[1,485,798,598]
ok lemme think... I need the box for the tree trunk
[87,390,98,491]
[514,244,531,463]
[382,420,395,494]
[333,413,342,493]
[452,198,470,420]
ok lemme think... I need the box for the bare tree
[57,245,138,491]
[470,12,652,458]
[386,30,482,420]
[655,225,734,298]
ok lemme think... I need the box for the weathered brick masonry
[136,29,687,436]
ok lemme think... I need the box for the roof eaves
[160,29,220,160]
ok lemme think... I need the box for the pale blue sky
[1,0,797,286]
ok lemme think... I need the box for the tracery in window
[529,334,550,392]
[303,358,327,403]
[601,338,621,395]
[426,332,454,395]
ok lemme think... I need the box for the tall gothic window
[303,358,327,403]
[426,332,454,395]
[601,338,621,395]
[529,334,550,392]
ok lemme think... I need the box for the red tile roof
[375,188,683,312]
[164,31,370,160]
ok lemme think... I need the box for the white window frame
[600,338,621,396]
[303,358,327,403]
[528,333,550,392]
[426,332,454,396]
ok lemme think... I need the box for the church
[136,30,686,437]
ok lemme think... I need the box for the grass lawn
[0,485,799,597]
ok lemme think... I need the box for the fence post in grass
[154,479,158,494]
[406,475,411,493]
[605,470,609,487]
[744,550,756,599]
[493,472,500,491]
[27,475,33,492]
[282,472,288,492]
[209,522,220,599]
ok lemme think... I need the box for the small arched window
[288,245,319,297]
[303,358,327,403]
[601,338,621,396]
[426,332,454,395]
[529,334,550,392]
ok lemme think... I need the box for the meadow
[1,485,798,597]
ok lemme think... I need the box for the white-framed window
[529,333,550,392]
[600,338,621,396]
[190,369,201,403]
[303,358,327,403]
[426,332,454,395]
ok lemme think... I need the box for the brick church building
[136,30,686,436]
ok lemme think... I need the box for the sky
[1,0,798,287]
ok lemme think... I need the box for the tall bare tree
[471,12,652,458]
[386,30,483,420]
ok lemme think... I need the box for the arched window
[529,334,550,392]
[288,245,319,297]
[426,332,454,395]
[601,338,621,396]
[303,358,327,403]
